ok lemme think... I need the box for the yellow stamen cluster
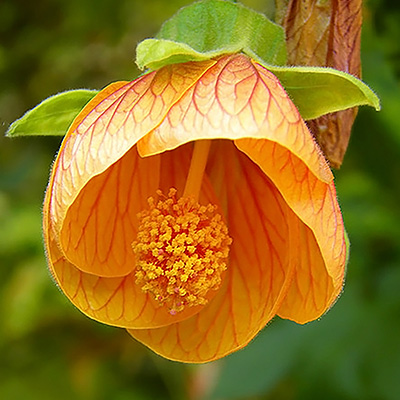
[132,188,232,315]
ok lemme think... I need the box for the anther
[132,188,232,315]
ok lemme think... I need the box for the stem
[183,140,212,201]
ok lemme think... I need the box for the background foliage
[1,0,399,399]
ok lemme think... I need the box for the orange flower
[43,53,347,363]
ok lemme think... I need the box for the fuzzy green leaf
[136,39,221,71]
[266,65,381,120]
[136,0,286,70]
[6,90,98,137]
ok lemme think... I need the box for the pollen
[132,188,232,315]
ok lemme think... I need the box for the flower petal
[235,138,346,322]
[48,59,217,276]
[56,146,160,277]
[43,144,224,328]
[128,141,316,362]
[277,218,336,321]
[137,54,331,184]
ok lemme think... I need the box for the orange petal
[48,59,217,276]
[128,141,301,362]
[235,139,346,322]
[277,217,336,321]
[57,145,160,278]
[137,54,331,184]
[43,145,224,328]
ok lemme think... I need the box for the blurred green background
[1,0,399,399]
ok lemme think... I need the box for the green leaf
[266,65,381,120]
[136,0,286,70]
[136,39,221,71]
[6,89,98,137]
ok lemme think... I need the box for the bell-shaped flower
[43,53,348,362]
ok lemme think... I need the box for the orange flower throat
[132,141,232,315]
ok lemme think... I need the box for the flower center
[132,140,232,315]
[132,188,232,315]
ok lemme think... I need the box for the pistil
[183,140,212,201]
[132,140,232,315]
